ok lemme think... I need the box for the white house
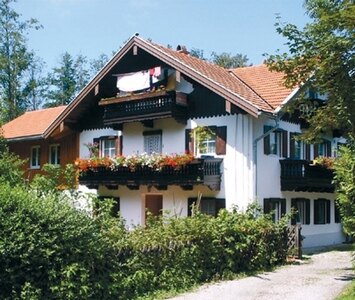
[6,35,345,248]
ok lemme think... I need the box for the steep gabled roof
[1,106,67,141]
[231,64,298,110]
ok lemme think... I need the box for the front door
[145,194,163,222]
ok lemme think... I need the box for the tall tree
[211,52,250,68]
[74,54,90,94]
[90,53,109,77]
[0,0,41,121]
[266,0,354,141]
[45,52,77,107]
[266,0,355,237]
[22,56,46,111]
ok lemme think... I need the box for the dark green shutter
[281,198,286,216]
[314,144,319,158]
[215,198,226,216]
[281,130,288,158]
[289,133,296,159]
[305,199,310,224]
[326,200,331,224]
[291,199,297,225]
[305,144,311,161]
[263,198,271,214]
[263,126,271,155]
[325,141,332,157]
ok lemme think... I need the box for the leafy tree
[74,54,90,93]
[22,56,46,110]
[89,53,109,77]
[266,0,354,141]
[266,0,354,236]
[190,48,206,60]
[0,0,41,121]
[44,52,77,107]
[211,52,250,68]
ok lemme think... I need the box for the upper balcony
[78,157,223,191]
[99,90,188,126]
[279,159,334,193]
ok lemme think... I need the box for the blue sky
[15,0,310,70]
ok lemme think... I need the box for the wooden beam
[133,45,138,55]
[225,100,231,114]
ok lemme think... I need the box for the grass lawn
[335,280,355,300]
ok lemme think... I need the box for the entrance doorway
[145,194,163,222]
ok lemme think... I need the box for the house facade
[2,35,345,248]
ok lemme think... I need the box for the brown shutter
[305,144,311,161]
[326,141,332,157]
[185,129,194,154]
[115,136,123,156]
[263,126,271,155]
[281,130,288,158]
[314,144,319,159]
[216,126,227,155]
[289,133,296,159]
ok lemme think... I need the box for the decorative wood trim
[99,90,168,106]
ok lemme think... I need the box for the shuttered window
[185,126,227,155]
[290,132,302,159]
[263,126,288,157]
[263,198,286,223]
[291,198,310,225]
[187,197,225,217]
[314,198,331,224]
[93,135,122,158]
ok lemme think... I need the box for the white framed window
[49,144,60,165]
[314,198,331,224]
[30,146,41,169]
[263,126,288,158]
[263,198,286,223]
[291,198,310,225]
[188,197,225,217]
[143,130,162,154]
[290,132,302,159]
[102,138,116,158]
[194,126,217,156]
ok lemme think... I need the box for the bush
[0,182,122,300]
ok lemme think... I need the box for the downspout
[253,116,280,199]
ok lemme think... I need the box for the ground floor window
[291,198,310,225]
[49,144,60,165]
[314,198,331,224]
[188,197,225,217]
[30,146,41,169]
[263,198,286,222]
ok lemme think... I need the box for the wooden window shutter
[326,199,331,224]
[185,129,194,154]
[289,133,296,158]
[325,141,332,157]
[313,144,319,158]
[281,130,288,158]
[305,199,310,225]
[115,136,123,156]
[215,198,226,215]
[291,199,297,225]
[281,198,286,216]
[263,198,272,214]
[263,126,271,155]
[216,126,227,155]
[305,144,311,161]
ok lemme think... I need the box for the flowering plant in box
[312,156,335,170]
[75,152,195,173]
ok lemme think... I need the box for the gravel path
[169,248,354,300]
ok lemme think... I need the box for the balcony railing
[79,158,223,191]
[98,90,188,125]
[279,159,334,192]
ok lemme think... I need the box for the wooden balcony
[279,159,334,192]
[79,158,223,191]
[99,90,188,126]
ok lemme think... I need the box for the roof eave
[5,134,44,142]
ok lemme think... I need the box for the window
[291,198,310,225]
[263,126,288,157]
[314,198,331,224]
[93,135,122,158]
[185,126,227,156]
[290,132,302,159]
[314,140,331,158]
[30,146,41,169]
[143,130,162,154]
[49,144,60,165]
[187,197,225,217]
[102,139,116,158]
[263,198,286,222]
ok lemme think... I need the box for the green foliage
[0,144,25,187]
[266,0,355,141]
[0,182,121,299]
[0,0,42,122]
[211,52,250,68]
[334,140,355,237]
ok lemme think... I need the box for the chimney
[176,45,189,55]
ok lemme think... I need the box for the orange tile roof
[231,64,296,109]
[144,40,274,112]
[1,106,67,140]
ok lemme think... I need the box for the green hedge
[0,180,288,299]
